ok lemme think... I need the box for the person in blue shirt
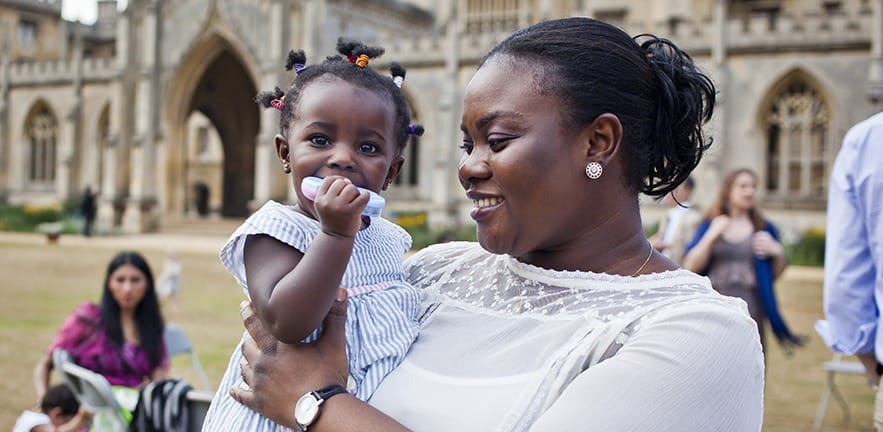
[816,111,883,429]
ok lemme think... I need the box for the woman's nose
[458,147,491,189]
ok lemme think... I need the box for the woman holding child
[229,17,763,432]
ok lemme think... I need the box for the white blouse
[369,242,764,432]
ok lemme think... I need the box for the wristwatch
[294,384,348,431]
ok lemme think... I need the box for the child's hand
[313,176,370,237]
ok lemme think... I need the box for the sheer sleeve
[530,302,764,432]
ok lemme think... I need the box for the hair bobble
[408,124,425,137]
[270,96,285,111]
[285,50,308,75]
[390,62,406,88]
[356,54,370,68]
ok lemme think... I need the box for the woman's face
[108,263,148,312]
[728,172,757,213]
[458,57,589,257]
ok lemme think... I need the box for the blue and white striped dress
[201,201,422,431]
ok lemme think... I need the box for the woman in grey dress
[683,168,804,352]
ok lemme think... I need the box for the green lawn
[0,236,874,431]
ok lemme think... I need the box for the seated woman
[33,252,169,416]
[228,17,764,432]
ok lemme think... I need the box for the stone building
[0,0,880,236]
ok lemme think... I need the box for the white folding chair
[186,390,214,432]
[53,349,129,431]
[164,323,211,390]
[813,353,868,431]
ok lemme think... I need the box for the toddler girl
[202,38,425,431]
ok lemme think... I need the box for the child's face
[47,407,74,426]
[276,77,403,210]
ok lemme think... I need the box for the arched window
[26,104,58,185]
[764,80,830,203]
[394,130,420,188]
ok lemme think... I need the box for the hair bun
[635,34,716,196]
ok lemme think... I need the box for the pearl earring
[585,161,603,179]
[282,160,291,173]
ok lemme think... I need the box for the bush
[405,224,477,251]
[0,203,79,234]
[784,228,825,267]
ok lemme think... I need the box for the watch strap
[296,384,348,431]
[314,384,348,401]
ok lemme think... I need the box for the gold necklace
[630,241,654,277]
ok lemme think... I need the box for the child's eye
[309,135,330,146]
[459,141,474,154]
[359,143,379,154]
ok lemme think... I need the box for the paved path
[0,231,226,255]
[0,231,824,282]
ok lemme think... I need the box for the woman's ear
[581,113,623,163]
[383,156,405,190]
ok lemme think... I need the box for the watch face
[295,394,320,426]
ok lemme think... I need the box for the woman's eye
[488,137,513,149]
[459,142,474,154]
[359,143,379,154]
[309,135,330,146]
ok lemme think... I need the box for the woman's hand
[231,290,350,427]
[752,231,783,258]
[707,215,730,239]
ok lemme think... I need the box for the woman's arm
[149,365,169,382]
[681,216,728,273]
[231,296,411,431]
[32,352,52,403]
[529,302,763,431]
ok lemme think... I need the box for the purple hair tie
[408,124,424,136]
[294,63,306,74]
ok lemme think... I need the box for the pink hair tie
[270,98,284,111]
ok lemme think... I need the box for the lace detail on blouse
[405,241,729,321]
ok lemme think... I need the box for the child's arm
[245,176,370,344]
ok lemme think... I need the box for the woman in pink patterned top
[33,252,169,402]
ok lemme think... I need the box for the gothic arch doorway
[165,36,259,218]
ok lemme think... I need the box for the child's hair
[256,38,425,156]
[40,384,79,416]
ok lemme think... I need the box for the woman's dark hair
[705,168,766,230]
[40,383,79,416]
[256,38,423,155]
[482,17,716,196]
[100,251,164,369]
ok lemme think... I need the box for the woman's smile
[470,195,505,220]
